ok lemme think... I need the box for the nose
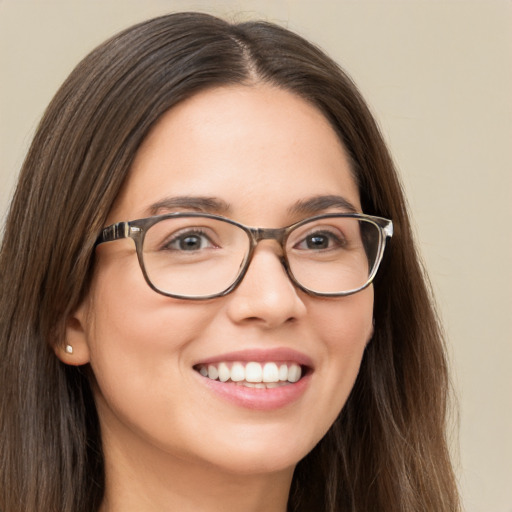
[225,243,307,328]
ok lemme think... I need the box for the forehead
[108,84,361,224]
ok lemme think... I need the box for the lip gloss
[196,371,311,410]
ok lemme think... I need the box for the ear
[54,301,91,366]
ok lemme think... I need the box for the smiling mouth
[194,361,306,389]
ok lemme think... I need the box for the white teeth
[230,362,245,382]
[218,362,230,382]
[278,364,288,382]
[198,361,304,385]
[245,362,263,382]
[262,362,279,382]
[235,381,289,389]
[288,364,302,383]
[207,365,218,380]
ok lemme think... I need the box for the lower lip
[196,372,311,411]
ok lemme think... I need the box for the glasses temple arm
[95,221,130,246]
[383,220,393,239]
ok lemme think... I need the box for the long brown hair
[0,12,460,512]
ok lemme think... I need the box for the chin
[191,424,324,477]
[203,449,303,477]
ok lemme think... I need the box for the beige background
[1,1,511,510]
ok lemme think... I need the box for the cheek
[314,288,374,354]
[87,248,220,353]
[86,293,217,380]
[309,289,373,413]
[83,255,221,407]
[82,270,227,457]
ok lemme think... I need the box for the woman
[0,12,460,512]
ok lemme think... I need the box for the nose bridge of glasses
[250,227,287,247]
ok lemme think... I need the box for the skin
[60,84,374,512]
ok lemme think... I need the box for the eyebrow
[146,193,358,218]
[147,196,231,216]
[287,195,359,216]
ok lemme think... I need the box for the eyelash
[162,229,216,251]
[293,229,346,250]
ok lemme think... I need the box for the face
[64,85,374,478]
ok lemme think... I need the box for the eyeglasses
[95,212,393,300]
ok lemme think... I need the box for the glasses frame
[95,212,393,300]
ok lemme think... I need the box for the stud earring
[65,345,74,354]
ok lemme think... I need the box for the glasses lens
[142,216,250,298]
[285,216,382,295]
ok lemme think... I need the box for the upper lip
[194,347,314,369]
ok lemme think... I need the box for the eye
[294,229,346,251]
[163,229,217,251]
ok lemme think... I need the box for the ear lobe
[55,304,91,366]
